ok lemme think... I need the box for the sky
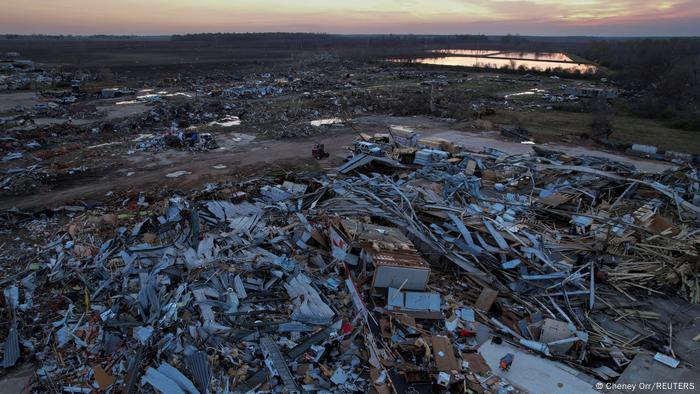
[2,0,699,36]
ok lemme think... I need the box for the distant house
[565,86,618,99]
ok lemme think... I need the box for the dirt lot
[0,91,43,111]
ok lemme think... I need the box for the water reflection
[429,49,501,56]
[504,88,547,99]
[405,56,596,73]
[208,115,241,127]
[394,49,596,73]
[310,117,343,127]
[493,51,573,62]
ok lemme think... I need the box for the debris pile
[2,140,700,392]
[133,128,219,153]
[0,74,700,393]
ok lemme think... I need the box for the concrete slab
[0,362,35,394]
[614,353,700,393]
[478,338,601,394]
[592,294,700,369]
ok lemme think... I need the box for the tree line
[581,38,700,131]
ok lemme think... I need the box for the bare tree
[589,98,614,139]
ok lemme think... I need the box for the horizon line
[2,32,700,38]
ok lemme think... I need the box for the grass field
[489,110,700,153]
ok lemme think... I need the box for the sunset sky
[2,0,699,36]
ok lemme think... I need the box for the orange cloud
[0,0,698,35]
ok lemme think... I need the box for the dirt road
[0,130,356,211]
[0,116,673,211]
